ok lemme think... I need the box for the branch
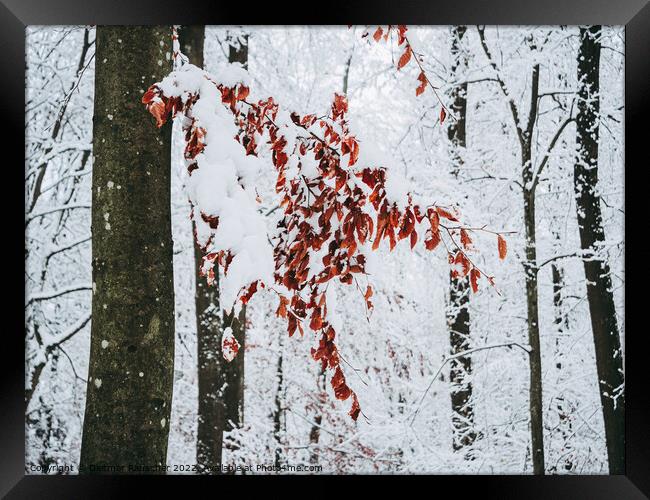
[538,90,577,99]
[25,203,91,226]
[55,344,87,383]
[530,114,576,193]
[44,235,91,262]
[525,64,540,140]
[403,35,451,119]
[26,312,91,407]
[25,283,92,307]
[28,28,94,213]
[39,167,91,196]
[409,341,531,425]
[476,25,524,145]
[461,77,501,86]
[45,312,92,349]
[537,249,594,271]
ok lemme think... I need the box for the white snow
[221,326,240,362]
[154,63,274,313]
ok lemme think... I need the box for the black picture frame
[6,0,648,497]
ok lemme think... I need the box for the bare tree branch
[26,313,91,407]
[476,25,524,145]
[530,115,576,192]
[26,283,92,307]
[410,342,532,425]
[25,203,91,226]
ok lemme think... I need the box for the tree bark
[179,26,250,473]
[79,26,175,474]
[308,369,326,464]
[575,25,624,475]
[550,229,574,471]
[221,31,249,442]
[551,260,567,337]
[523,183,545,475]
[177,25,225,475]
[521,63,545,475]
[222,307,246,432]
[273,343,285,468]
[519,64,546,475]
[446,25,477,453]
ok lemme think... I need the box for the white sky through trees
[25,25,624,474]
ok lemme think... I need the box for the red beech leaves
[498,234,508,260]
[222,329,240,362]
[360,25,450,124]
[470,267,481,293]
[416,72,427,96]
[143,60,505,422]
[398,46,412,70]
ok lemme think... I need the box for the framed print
[3,0,649,497]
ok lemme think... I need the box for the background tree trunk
[179,26,250,473]
[446,25,477,454]
[550,228,574,472]
[308,51,353,464]
[308,369,326,465]
[476,28,546,473]
[521,64,545,475]
[79,26,175,474]
[273,341,285,468]
[523,183,545,475]
[221,31,249,443]
[177,25,225,475]
[575,25,624,475]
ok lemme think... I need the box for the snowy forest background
[25,25,624,474]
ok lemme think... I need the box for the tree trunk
[551,260,567,337]
[308,51,353,463]
[523,185,545,475]
[221,31,249,444]
[550,231,573,472]
[222,307,246,432]
[575,25,624,475]
[80,26,175,474]
[177,25,224,475]
[516,61,545,476]
[446,25,477,453]
[308,369,326,464]
[180,26,250,472]
[273,343,285,468]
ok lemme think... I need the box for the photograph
[24,23,626,476]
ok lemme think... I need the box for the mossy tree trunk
[79,26,175,474]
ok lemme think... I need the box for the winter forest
[25,25,624,475]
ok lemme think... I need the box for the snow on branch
[410,342,532,425]
[26,283,92,307]
[25,203,92,225]
[142,58,506,420]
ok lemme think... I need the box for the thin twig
[409,342,531,426]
